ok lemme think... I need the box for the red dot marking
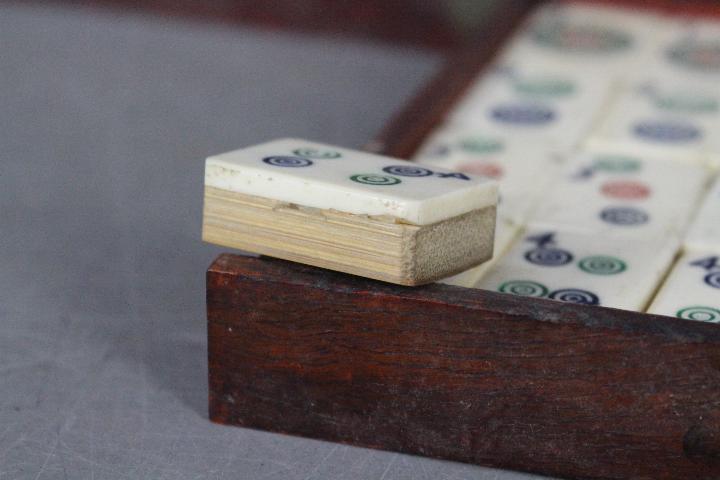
[600,180,651,200]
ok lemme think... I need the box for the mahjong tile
[498,2,663,77]
[475,228,680,311]
[685,175,720,252]
[648,250,720,324]
[414,127,563,224]
[440,219,521,288]
[530,151,709,237]
[586,80,720,164]
[446,63,614,151]
[645,18,720,89]
[205,138,497,225]
[204,138,499,286]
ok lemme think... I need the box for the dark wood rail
[208,254,720,480]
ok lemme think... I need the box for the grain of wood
[208,253,720,480]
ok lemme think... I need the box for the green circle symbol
[676,306,720,323]
[293,148,342,159]
[350,174,401,186]
[578,256,627,275]
[499,280,549,298]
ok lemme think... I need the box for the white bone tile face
[205,138,497,225]
[530,151,709,237]
[586,80,720,164]
[648,250,720,324]
[446,64,614,152]
[476,228,680,311]
[685,176,720,252]
[645,18,720,89]
[498,2,663,76]
[414,127,563,224]
[439,219,520,288]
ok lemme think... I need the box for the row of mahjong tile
[428,1,720,321]
[441,2,720,161]
[418,135,717,243]
[502,1,720,88]
[441,60,720,163]
[448,67,720,165]
[587,80,720,168]
[430,148,720,320]
[443,225,720,325]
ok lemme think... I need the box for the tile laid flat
[414,126,563,224]
[530,150,710,237]
[475,227,680,311]
[205,138,497,226]
[203,139,499,285]
[498,1,663,76]
[439,219,521,288]
[586,80,720,164]
[648,250,720,324]
[445,63,614,152]
[685,175,720,252]
[644,18,720,89]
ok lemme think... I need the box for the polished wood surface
[208,253,720,480]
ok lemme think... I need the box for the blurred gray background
[0,3,548,478]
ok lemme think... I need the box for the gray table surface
[0,4,550,479]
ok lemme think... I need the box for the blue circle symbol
[524,248,574,266]
[491,104,555,125]
[549,289,600,305]
[600,207,649,226]
[633,121,701,143]
[382,165,434,177]
[262,156,313,167]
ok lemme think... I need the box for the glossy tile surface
[206,138,498,225]
[446,63,613,151]
[644,18,720,89]
[648,250,720,323]
[476,227,680,311]
[685,175,720,252]
[414,127,562,224]
[530,151,709,237]
[586,80,720,164]
[499,2,663,75]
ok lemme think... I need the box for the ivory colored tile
[498,2,663,76]
[475,227,680,311]
[644,18,720,89]
[414,127,563,224]
[530,151,709,237]
[203,138,499,286]
[685,175,720,252]
[446,64,614,151]
[586,80,720,164]
[205,138,497,226]
[439,219,520,288]
[648,250,720,324]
